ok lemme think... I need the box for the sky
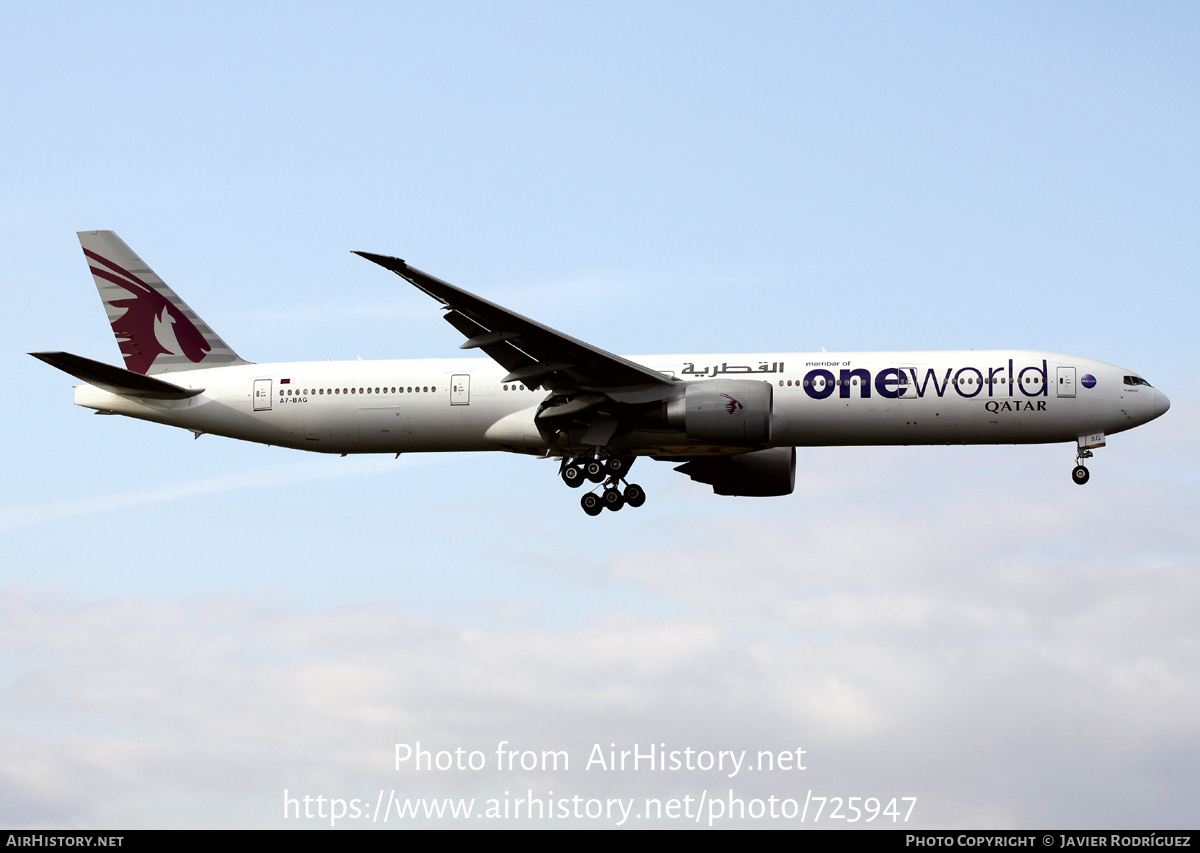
[1,1,1198,829]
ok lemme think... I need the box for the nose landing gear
[563,455,645,515]
[1072,449,1093,485]
[1071,433,1105,486]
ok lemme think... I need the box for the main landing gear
[1072,449,1093,485]
[560,456,645,516]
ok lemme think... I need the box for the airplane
[31,231,1170,516]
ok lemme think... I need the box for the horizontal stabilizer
[29,351,204,400]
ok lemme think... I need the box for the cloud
[2,456,1197,829]
[2,407,1193,828]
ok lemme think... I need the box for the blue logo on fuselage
[1080,374,1096,389]
[801,358,1051,401]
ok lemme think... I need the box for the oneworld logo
[1081,374,1097,389]
[802,359,1052,401]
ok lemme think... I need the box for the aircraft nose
[1156,388,1171,417]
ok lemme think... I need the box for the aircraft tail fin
[77,231,249,375]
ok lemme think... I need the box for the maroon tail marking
[85,249,210,374]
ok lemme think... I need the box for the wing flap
[442,309,536,376]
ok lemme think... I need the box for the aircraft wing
[354,252,676,402]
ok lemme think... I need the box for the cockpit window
[1123,375,1153,387]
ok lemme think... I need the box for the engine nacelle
[674,446,796,497]
[664,379,773,445]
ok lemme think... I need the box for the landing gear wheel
[1072,465,1090,485]
[584,460,606,483]
[561,464,585,488]
[581,492,603,516]
[603,488,625,511]
[623,483,646,508]
[605,456,630,477]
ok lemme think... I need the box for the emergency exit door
[1057,367,1076,398]
[450,374,470,405]
[253,379,272,411]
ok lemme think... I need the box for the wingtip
[353,250,406,267]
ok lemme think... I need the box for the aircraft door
[450,374,470,405]
[1057,367,1077,398]
[253,379,272,411]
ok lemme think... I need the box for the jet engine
[673,446,796,496]
[664,379,773,445]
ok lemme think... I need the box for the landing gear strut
[562,455,645,515]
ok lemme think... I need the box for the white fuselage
[71,350,1168,457]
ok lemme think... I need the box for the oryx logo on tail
[77,231,247,375]
[84,248,211,374]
